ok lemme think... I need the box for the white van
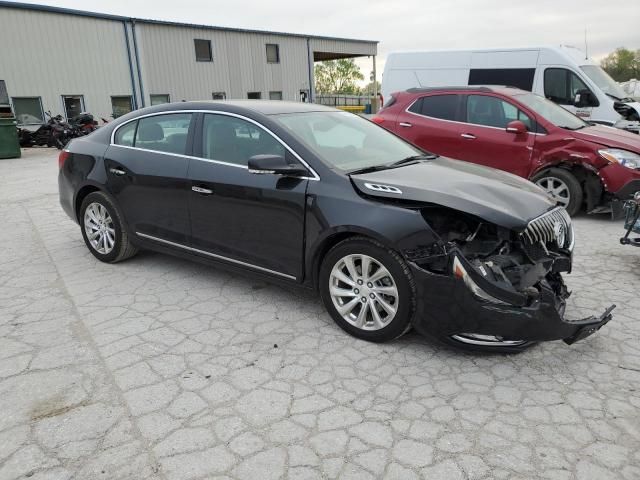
[381,46,640,133]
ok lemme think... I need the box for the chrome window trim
[404,97,547,136]
[110,109,320,181]
[135,232,297,280]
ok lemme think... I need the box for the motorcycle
[17,111,72,149]
[620,191,640,247]
[69,112,98,136]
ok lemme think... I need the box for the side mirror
[505,120,527,135]
[248,154,309,177]
[574,89,596,108]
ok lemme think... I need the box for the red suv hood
[572,125,640,152]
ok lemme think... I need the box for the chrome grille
[521,207,573,250]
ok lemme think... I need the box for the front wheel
[533,168,583,216]
[319,237,416,343]
[80,191,138,263]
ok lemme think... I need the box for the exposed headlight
[599,149,640,169]
[452,256,507,305]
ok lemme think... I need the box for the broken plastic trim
[452,256,508,305]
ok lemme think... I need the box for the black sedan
[58,101,614,351]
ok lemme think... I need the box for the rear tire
[533,168,583,216]
[80,191,138,263]
[319,237,415,343]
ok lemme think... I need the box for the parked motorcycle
[17,112,76,149]
[620,192,640,247]
[69,112,98,136]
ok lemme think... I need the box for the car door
[188,112,310,280]
[105,112,194,244]
[543,67,596,121]
[456,94,535,178]
[395,94,465,159]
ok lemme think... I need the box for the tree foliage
[601,48,640,82]
[314,59,365,94]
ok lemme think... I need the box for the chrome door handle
[109,167,126,176]
[399,122,413,128]
[192,186,213,195]
[461,133,476,139]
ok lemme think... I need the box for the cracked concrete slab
[0,148,639,479]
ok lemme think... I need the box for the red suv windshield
[513,92,587,130]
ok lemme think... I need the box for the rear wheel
[533,168,583,216]
[80,191,138,263]
[319,237,415,342]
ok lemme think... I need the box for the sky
[8,0,640,84]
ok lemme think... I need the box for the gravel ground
[1,148,639,480]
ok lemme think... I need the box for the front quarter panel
[304,177,439,287]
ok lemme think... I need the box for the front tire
[319,237,415,343]
[533,168,583,216]
[80,191,138,263]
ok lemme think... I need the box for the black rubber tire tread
[319,236,416,343]
[532,168,583,216]
[80,191,138,264]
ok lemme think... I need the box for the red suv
[373,86,640,215]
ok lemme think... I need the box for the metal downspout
[131,19,145,108]
[306,37,314,103]
[122,21,138,109]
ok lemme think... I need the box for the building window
[269,91,283,100]
[150,94,170,106]
[247,92,262,99]
[266,44,280,64]
[62,95,85,120]
[12,97,44,125]
[194,39,212,62]
[212,92,226,100]
[111,96,133,118]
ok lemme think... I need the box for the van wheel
[533,168,583,216]
[319,237,415,343]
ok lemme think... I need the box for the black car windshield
[580,65,628,100]
[272,111,423,171]
[514,92,588,130]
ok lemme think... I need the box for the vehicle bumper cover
[599,163,640,199]
[408,263,614,344]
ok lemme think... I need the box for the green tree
[601,48,640,82]
[362,80,381,96]
[314,59,365,94]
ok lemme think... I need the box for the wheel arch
[74,184,103,222]
[530,162,604,212]
[308,228,396,291]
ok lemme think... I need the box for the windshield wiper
[348,154,436,175]
[387,154,437,167]
[558,125,587,131]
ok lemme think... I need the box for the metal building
[0,2,377,126]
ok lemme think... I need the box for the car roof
[403,86,527,96]
[141,100,339,115]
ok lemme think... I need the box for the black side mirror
[574,89,597,108]
[248,154,309,177]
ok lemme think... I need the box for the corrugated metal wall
[0,8,133,120]
[0,5,377,121]
[137,24,311,102]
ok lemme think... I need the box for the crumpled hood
[572,124,640,151]
[350,157,555,230]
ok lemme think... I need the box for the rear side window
[114,120,137,146]
[134,113,193,155]
[410,94,460,121]
[468,68,535,91]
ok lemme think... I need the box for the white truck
[381,46,640,134]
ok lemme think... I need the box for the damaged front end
[407,206,614,347]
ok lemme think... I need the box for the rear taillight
[58,150,70,169]
[371,116,385,125]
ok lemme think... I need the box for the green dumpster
[0,114,21,159]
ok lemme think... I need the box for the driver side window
[544,68,592,105]
[201,114,285,166]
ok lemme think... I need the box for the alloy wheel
[536,177,570,208]
[84,202,115,254]
[329,254,399,331]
